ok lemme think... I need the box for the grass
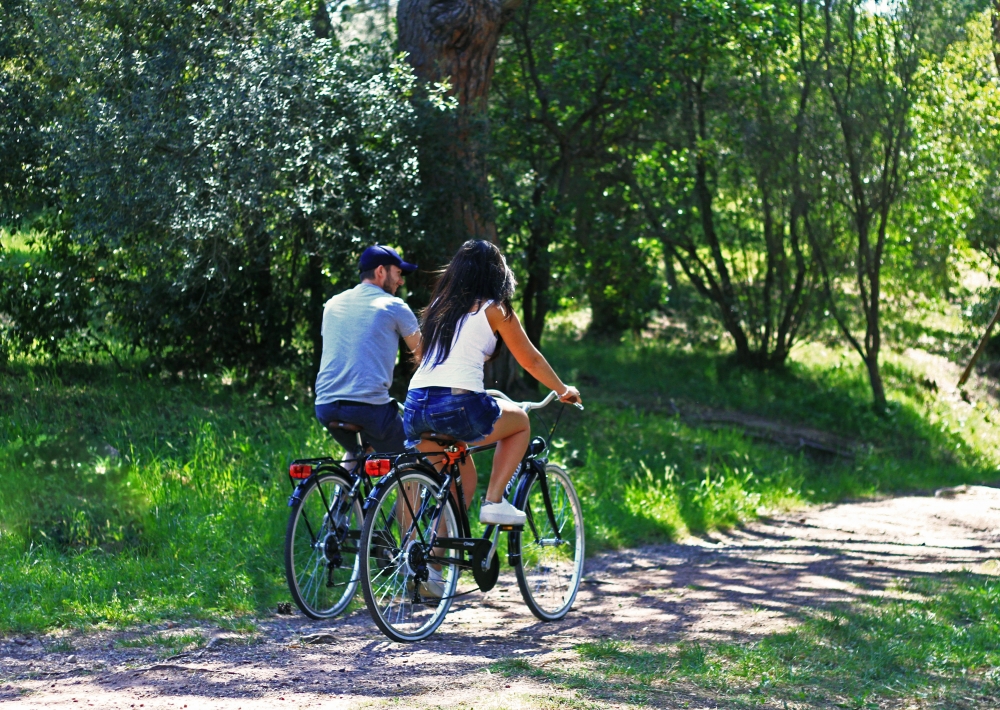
[0,323,996,633]
[115,630,205,652]
[0,361,321,632]
[492,572,1000,708]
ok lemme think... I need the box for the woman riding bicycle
[404,239,583,527]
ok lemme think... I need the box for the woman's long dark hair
[420,240,516,367]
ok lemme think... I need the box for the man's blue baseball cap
[359,244,418,275]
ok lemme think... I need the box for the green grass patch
[115,631,205,652]
[493,573,1000,707]
[0,330,995,633]
[0,360,326,632]
[548,335,995,501]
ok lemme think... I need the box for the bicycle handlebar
[486,388,584,412]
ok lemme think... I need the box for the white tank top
[409,302,497,392]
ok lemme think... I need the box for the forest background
[3,0,1000,674]
[5,0,1000,402]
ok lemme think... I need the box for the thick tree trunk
[397,0,510,108]
[398,0,525,395]
[398,0,520,244]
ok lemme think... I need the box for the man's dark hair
[359,268,377,282]
[421,240,516,367]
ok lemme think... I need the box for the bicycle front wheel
[512,463,585,621]
[359,464,460,642]
[285,470,362,619]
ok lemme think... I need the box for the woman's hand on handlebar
[558,385,582,406]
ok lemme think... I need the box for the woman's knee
[498,407,529,435]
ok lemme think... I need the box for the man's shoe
[479,499,526,526]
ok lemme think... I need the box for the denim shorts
[403,387,502,449]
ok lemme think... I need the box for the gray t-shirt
[314,283,420,406]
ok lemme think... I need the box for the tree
[0,0,47,223]
[397,0,524,249]
[625,0,821,367]
[0,0,424,372]
[491,0,674,345]
[808,0,971,409]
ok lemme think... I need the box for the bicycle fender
[506,460,542,566]
[287,483,306,508]
[360,472,399,516]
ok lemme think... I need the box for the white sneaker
[479,499,526,526]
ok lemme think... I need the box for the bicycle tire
[359,464,460,642]
[285,469,362,619]
[512,463,585,621]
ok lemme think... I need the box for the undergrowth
[0,331,994,633]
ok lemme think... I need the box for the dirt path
[3,487,998,709]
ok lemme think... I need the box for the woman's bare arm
[486,304,581,403]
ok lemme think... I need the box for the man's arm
[403,331,422,362]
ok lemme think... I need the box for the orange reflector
[289,464,312,479]
[364,458,392,477]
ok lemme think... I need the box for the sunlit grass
[1,325,996,633]
[494,573,1000,708]
[0,361,333,632]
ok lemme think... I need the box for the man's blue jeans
[315,400,406,454]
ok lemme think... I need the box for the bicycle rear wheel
[285,470,362,619]
[359,464,460,642]
[512,463,585,621]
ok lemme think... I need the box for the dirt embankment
[2,487,998,709]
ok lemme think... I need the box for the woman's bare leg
[414,440,477,508]
[473,400,530,503]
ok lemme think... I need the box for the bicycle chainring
[472,548,500,592]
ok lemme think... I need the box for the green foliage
[0,0,48,223]
[2,324,992,632]
[0,0,427,372]
[0,360,325,631]
[491,0,674,341]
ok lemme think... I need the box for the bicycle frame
[360,434,562,592]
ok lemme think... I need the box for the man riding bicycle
[314,245,421,463]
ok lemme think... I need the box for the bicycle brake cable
[547,403,566,442]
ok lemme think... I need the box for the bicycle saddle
[417,431,461,447]
[326,420,362,433]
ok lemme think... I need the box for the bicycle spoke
[360,467,460,642]
[513,465,584,621]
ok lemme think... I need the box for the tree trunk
[865,351,887,412]
[398,0,521,244]
[398,0,525,395]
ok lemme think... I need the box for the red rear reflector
[364,459,392,477]
[289,464,312,479]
